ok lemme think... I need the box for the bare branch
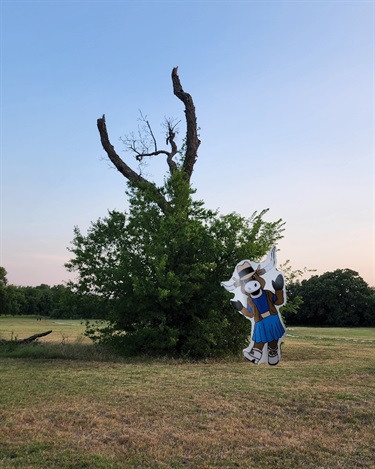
[120,114,180,174]
[165,119,178,173]
[135,150,171,161]
[139,111,158,153]
[98,116,144,183]
[171,67,201,181]
[97,115,170,212]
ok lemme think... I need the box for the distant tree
[0,272,107,319]
[284,269,375,327]
[50,285,109,319]
[279,261,315,323]
[0,267,7,287]
[6,284,56,317]
[0,266,8,314]
[49,285,74,318]
[35,284,53,316]
[21,287,40,315]
[4,285,26,315]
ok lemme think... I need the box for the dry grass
[0,327,374,468]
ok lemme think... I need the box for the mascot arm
[231,300,253,318]
[274,290,285,305]
[272,274,285,305]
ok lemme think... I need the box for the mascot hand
[272,274,284,291]
[231,300,244,311]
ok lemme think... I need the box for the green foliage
[279,260,314,321]
[0,266,7,287]
[67,171,285,358]
[0,267,9,314]
[0,279,106,319]
[49,286,109,320]
[283,269,375,327]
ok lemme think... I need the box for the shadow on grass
[0,441,126,469]
[0,340,245,365]
[0,341,124,362]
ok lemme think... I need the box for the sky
[0,0,374,288]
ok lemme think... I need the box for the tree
[283,269,375,327]
[67,68,285,358]
[0,266,8,314]
[4,285,26,315]
[278,261,314,322]
[49,285,109,319]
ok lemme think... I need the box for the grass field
[0,317,374,468]
[0,316,89,344]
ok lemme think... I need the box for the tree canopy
[67,173,284,357]
[283,269,375,327]
[0,267,8,314]
[0,280,106,319]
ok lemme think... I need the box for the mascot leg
[244,346,263,364]
[267,340,280,365]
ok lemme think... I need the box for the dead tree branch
[140,111,157,152]
[15,330,53,344]
[120,112,179,174]
[97,115,170,213]
[97,67,200,208]
[171,66,201,180]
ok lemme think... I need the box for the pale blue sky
[1,0,374,287]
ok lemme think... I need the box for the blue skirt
[252,314,285,343]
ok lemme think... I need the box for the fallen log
[15,330,53,344]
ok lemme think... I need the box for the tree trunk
[14,330,53,344]
[171,67,201,180]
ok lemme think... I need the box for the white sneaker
[244,347,263,364]
[267,346,279,366]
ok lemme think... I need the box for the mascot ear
[221,277,240,292]
[262,246,277,273]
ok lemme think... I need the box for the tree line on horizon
[0,269,106,320]
[1,266,374,329]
